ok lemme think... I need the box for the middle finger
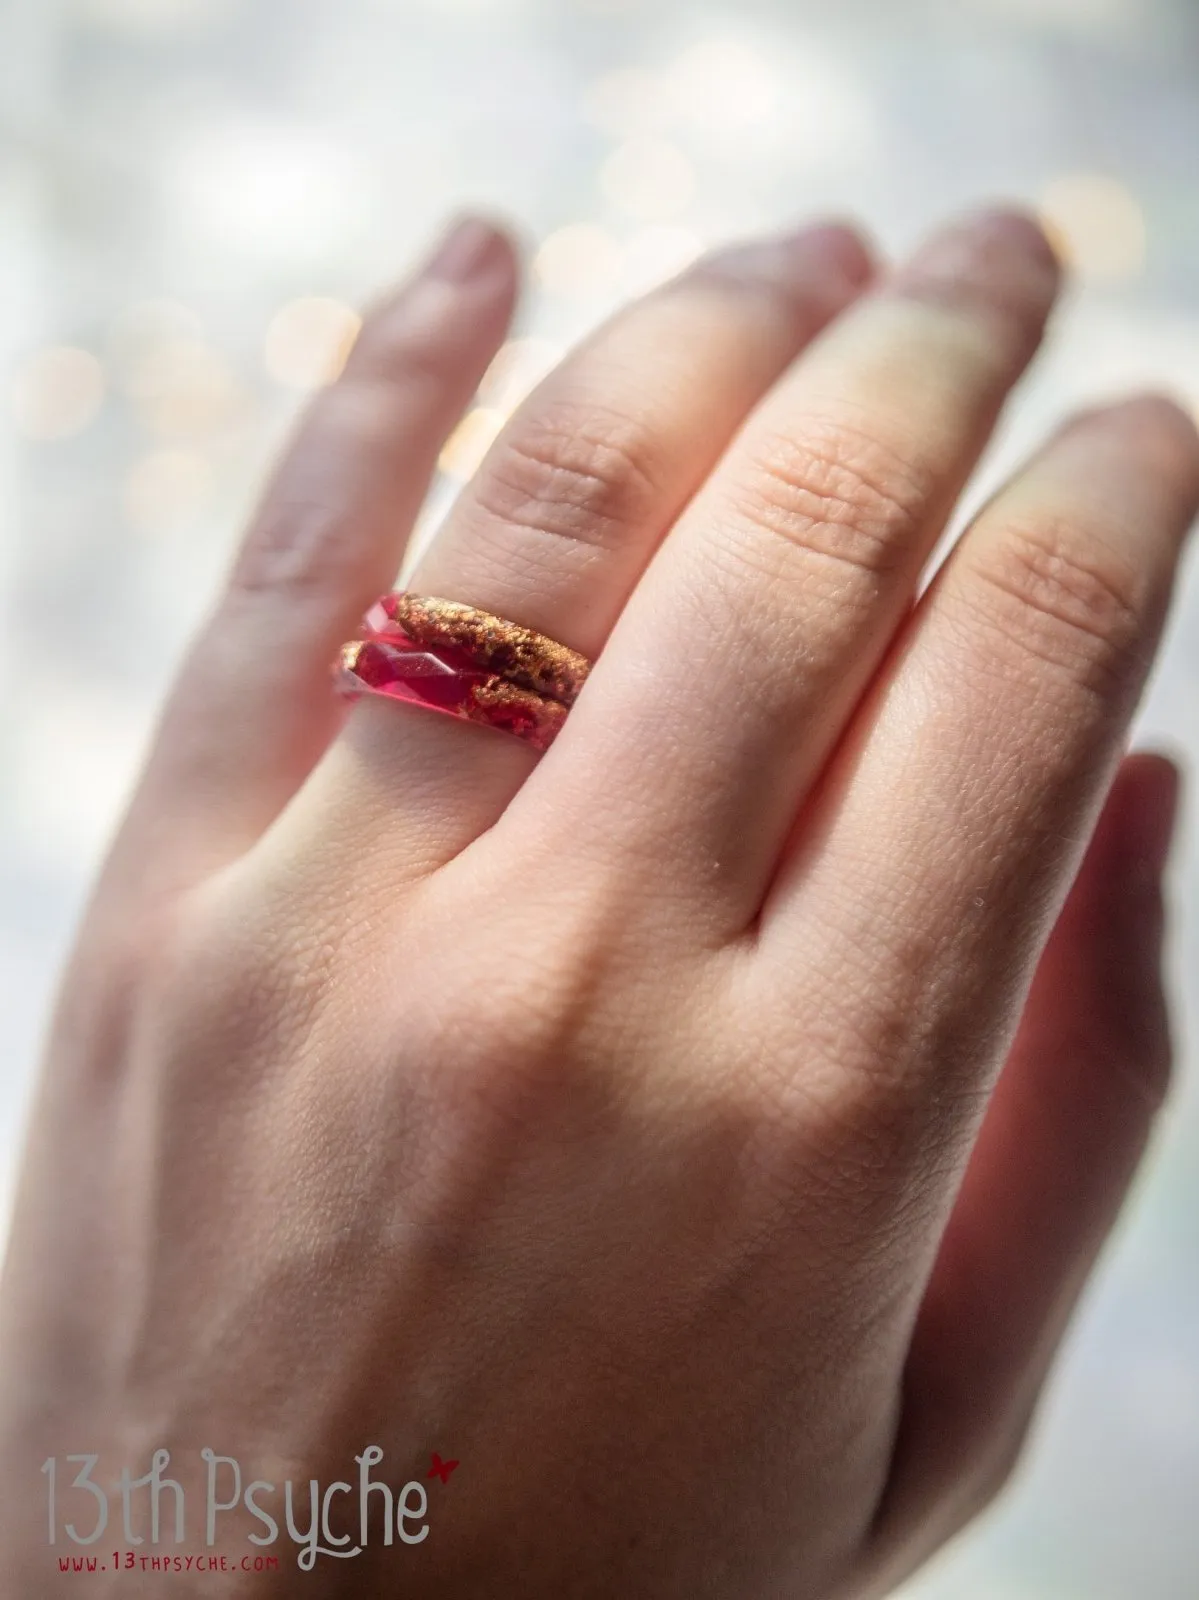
[526,209,1062,932]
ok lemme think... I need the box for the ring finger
[293,221,876,869]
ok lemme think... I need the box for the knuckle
[471,404,661,552]
[1124,1026,1175,1112]
[729,416,930,584]
[226,503,345,599]
[354,303,459,385]
[736,1000,946,1239]
[966,517,1148,695]
[959,1413,1035,1524]
[351,273,498,388]
[53,920,158,1090]
[1093,993,1174,1113]
[226,382,401,599]
[407,961,607,1135]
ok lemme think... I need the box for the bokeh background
[2,0,1198,1593]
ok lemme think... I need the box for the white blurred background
[2,1,1198,1594]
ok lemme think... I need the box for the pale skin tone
[0,207,1195,1596]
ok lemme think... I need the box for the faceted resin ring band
[335,593,593,752]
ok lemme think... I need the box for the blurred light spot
[1039,174,1146,283]
[620,226,704,294]
[125,448,212,536]
[11,346,105,441]
[264,297,362,389]
[125,338,247,437]
[583,68,667,139]
[439,407,506,480]
[478,337,563,414]
[175,121,373,266]
[665,39,780,132]
[600,140,696,222]
[533,224,623,297]
[107,299,203,378]
[706,39,873,167]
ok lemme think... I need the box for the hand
[1,209,1194,1597]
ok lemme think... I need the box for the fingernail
[893,206,1061,307]
[1073,390,1199,446]
[424,215,507,282]
[700,221,876,291]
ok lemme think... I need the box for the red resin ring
[334,594,583,752]
[363,592,590,705]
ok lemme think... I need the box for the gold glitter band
[391,593,591,707]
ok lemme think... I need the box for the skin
[0,207,1195,1597]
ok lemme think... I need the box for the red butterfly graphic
[428,1452,459,1485]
